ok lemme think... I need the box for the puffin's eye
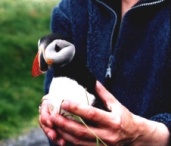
[55,44,61,52]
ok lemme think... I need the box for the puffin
[32,33,106,121]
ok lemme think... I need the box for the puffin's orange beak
[32,52,42,77]
[32,48,49,77]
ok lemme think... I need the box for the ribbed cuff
[150,113,171,144]
[150,113,171,132]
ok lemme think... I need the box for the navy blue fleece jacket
[44,0,171,133]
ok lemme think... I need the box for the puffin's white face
[44,39,75,67]
[32,38,75,77]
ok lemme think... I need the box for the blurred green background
[0,0,59,139]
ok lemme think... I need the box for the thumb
[95,81,119,111]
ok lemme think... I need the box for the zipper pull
[105,55,114,78]
[105,66,112,78]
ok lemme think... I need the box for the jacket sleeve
[150,113,171,143]
[44,0,73,94]
[50,0,73,40]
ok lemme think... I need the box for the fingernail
[47,132,53,140]
[47,120,52,127]
[107,104,112,112]
[57,141,63,146]
[61,100,69,109]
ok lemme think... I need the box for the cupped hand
[40,81,170,146]
[49,81,141,145]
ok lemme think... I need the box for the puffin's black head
[32,33,75,77]
[38,33,68,49]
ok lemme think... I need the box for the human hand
[39,95,66,146]
[48,81,137,146]
[39,81,170,146]
[49,81,170,146]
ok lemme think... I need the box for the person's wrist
[149,122,170,146]
[132,115,170,146]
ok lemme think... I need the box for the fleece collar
[95,0,165,8]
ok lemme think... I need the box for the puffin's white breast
[48,77,95,119]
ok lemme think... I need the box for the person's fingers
[39,95,58,140]
[51,113,120,145]
[50,113,99,139]
[61,100,112,126]
[53,137,66,146]
[95,81,118,103]
[95,81,119,111]
[39,95,67,145]
[57,129,102,146]
[39,120,58,140]
[39,95,53,127]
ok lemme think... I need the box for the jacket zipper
[96,0,165,78]
[96,0,117,78]
[132,0,165,9]
[117,0,165,43]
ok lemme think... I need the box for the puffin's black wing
[53,55,96,95]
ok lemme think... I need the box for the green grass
[0,0,59,139]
